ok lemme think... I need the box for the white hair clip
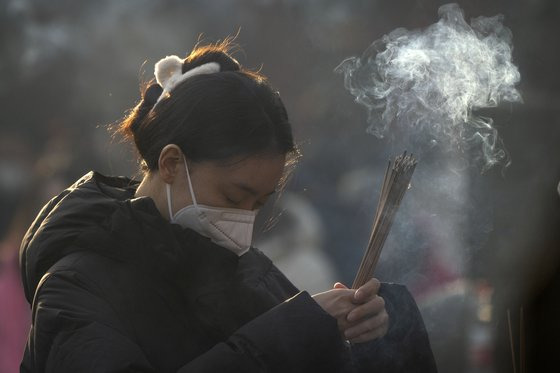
[154,55,220,104]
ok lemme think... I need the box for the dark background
[1,0,559,372]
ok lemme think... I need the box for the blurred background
[1,0,559,372]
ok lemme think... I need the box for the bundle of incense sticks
[352,152,417,289]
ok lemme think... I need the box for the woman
[20,41,437,372]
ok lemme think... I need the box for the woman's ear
[158,144,183,184]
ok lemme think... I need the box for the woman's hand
[312,278,389,344]
[336,279,389,344]
[312,287,357,325]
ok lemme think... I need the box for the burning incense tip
[352,151,417,289]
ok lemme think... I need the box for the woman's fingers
[354,278,381,303]
[348,320,389,344]
[318,277,389,343]
[344,309,389,341]
[347,295,385,323]
[333,282,348,289]
[317,279,388,343]
[312,288,357,319]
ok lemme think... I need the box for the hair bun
[143,83,164,106]
[126,83,163,136]
[183,46,241,74]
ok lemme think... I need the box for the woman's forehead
[214,154,286,192]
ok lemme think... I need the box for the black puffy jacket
[20,171,437,372]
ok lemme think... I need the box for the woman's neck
[135,174,169,220]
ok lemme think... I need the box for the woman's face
[170,153,286,213]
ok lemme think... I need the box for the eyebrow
[233,182,276,197]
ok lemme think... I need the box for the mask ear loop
[183,156,198,208]
[165,155,197,223]
[166,184,174,222]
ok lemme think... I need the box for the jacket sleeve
[349,283,438,373]
[22,270,157,373]
[177,291,350,373]
[23,269,350,373]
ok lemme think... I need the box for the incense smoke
[335,3,522,170]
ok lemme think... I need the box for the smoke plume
[335,3,522,170]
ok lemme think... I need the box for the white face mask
[166,157,257,256]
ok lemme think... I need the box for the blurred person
[0,135,33,373]
[0,134,72,373]
[0,200,31,373]
[19,40,436,372]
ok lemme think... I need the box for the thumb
[333,282,348,289]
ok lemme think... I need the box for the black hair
[116,39,298,172]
